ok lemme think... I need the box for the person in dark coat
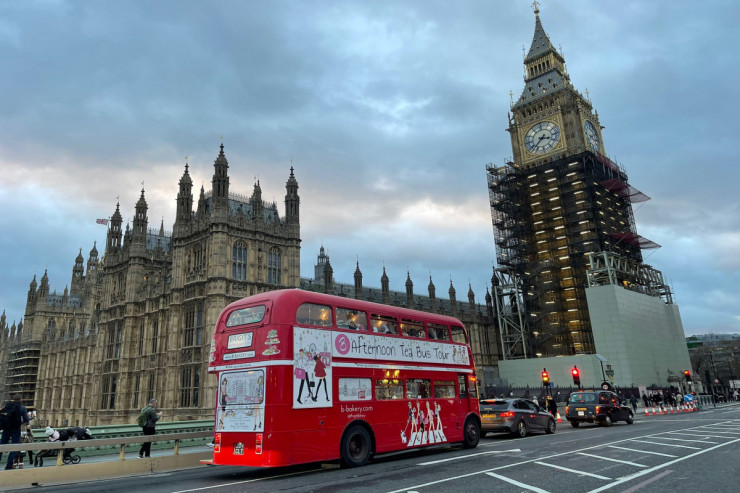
[546,396,558,416]
[138,398,163,458]
[629,394,638,412]
[0,394,30,470]
[641,392,650,407]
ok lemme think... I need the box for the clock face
[584,120,600,151]
[524,121,561,154]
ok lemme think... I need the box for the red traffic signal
[541,369,550,386]
[683,370,691,381]
[571,366,581,387]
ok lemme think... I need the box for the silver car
[480,398,556,438]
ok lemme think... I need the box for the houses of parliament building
[0,143,500,427]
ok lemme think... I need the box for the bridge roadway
[2,402,739,492]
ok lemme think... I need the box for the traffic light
[571,366,581,387]
[683,370,691,382]
[541,369,550,387]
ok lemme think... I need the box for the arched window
[268,248,281,284]
[233,242,247,281]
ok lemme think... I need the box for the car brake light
[255,433,263,454]
[595,406,601,413]
[214,433,221,453]
[565,406,569,414]
[499,411,515,418]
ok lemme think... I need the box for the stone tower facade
[19,144,301,426]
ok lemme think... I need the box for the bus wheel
[340,425,372,468]
[462,417,480,449]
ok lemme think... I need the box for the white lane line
[485,472,550,493]
[587,437,740,493]
[632,440,700,450]
[417,449,521,465]
[649,436,717,444]
[665,431,732,439]
[618,469,672,493]
[576,452,646,468]
[170,467,325,493]
[607,445,677,457]
[534,461,611,480]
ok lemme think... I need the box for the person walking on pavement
[546,395,558,416]
[641,392,650,408]
[138,398,163,458]
[629,394,638,412]
[0,394,31,470]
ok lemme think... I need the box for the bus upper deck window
[370,314,398,335]
[296,303,332,327]
[428,323,449,341]
[400,319,424,338]
[450,326,467,344]
[337,308,367,330]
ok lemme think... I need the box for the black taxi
[565,390,634,427]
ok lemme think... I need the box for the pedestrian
[547,395,558,416]
[138,398,163,459]
[641,392,649,408]
[0,394,31,470]
[629,394,638,412]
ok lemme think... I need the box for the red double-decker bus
[207,289,481,468]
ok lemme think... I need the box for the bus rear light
[255,433,263,454]
[214,433,221,453]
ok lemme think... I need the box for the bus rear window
[226,305,266,327]
[450,326,467,343]
[296,303,332,327]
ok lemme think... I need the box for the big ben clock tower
[488,3,658,360]
[509,2,604,168]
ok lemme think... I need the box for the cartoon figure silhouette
[253,375,264,430]
[312,354,329,401]
[295,349,314,404]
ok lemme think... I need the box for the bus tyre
[462,417,480,449]
[340,425,372,468]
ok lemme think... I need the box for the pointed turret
[211,143,230,221]
[323,258,334,294]
[285,166,300,224]
[354,261,363,300]
[381,267,390,305]
[468,283,475,306]
[485,287,493,317]
[251,180,264,221]
[38,270,49,300]
[197,185,207,217]
[106,201,123,252]
[176,162,194,224]
[449,280,457,317]
[428,276,437,312]
[132,187,148,243]
[405,271,414,309]
[71,248,85,296]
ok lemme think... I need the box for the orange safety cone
[651,406,656,416]
[645,406,650,416]
[669,404,674,414]
[658,406,664,415]
[556,411,562,423]
[677,404,682,413]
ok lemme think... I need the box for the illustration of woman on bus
[253,375,264,430]
[313,353,329,402]
[295,349,314,404]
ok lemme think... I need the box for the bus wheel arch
[340,421,375,468]
[462,414,481,449]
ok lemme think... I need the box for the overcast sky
[1,0,738,336]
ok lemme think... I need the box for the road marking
[631,439,700,450]
[649,436,717,444]
[665,431,732,439]
[607,445,677,457]
[587,437,740,493]
[485,472,550,492]
[617,469,672,493]
[576,452,646,467]
[534,461,611,480]
[169,467,325,492]
[417,449,521,465]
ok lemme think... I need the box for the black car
[480,398,556,437]
[565,391,634,427]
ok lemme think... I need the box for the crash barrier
[0,430,213,489]
[23,420,213,458]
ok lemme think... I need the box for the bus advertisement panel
[207,289,480,468]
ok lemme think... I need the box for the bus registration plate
[233,442,244,455]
